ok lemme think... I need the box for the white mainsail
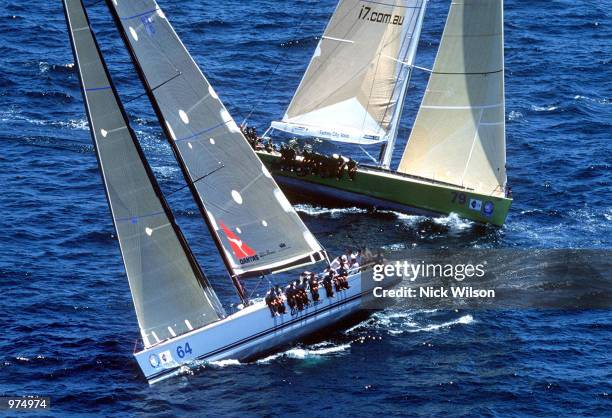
[398,0,507,196]
[272,0,427,146]
[106,0,327,280]
[64,0,225,348]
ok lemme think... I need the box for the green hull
[257,151,512,227]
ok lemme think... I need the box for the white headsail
[272,0,427,147]
[398,0,507,196]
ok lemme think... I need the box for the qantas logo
[220,222,260,264]
[358,5,404,26]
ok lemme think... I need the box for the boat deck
[135,266,376,383]
[256,150,512,226]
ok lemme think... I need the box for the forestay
[64,0,224,348]
[398,0,507,197]
[271,0,427,145]
[106,0,326,278]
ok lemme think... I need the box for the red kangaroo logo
[220,222,256,258]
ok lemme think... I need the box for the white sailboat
[63,0,382,384]
[259,0,512,226]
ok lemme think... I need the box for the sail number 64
[176,342,193,358]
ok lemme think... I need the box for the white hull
[136,270,371,383]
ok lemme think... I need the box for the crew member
[293,280,304,311]
[312,153,323,176]
[349,253,360,272]
[330,256,341,271]
[337,259,350,290]
[280,145,287,170]
[335,155,346,180]
[287,147,297,172]
[265,138,275,152]
[309,273,320,302]
[299,276,309,307]
[322,267,335,298]
[347,158,357,181]
[265,287,277,317]
[285,281,296,311]
[274,285,286,314]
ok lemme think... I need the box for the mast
[380,0,428,169]
[104,1,327,294]
[63,0,225,347]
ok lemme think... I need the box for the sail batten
[398,0,506,197]
[106,0,326,280]
[63,0,225,348]
[273,0,427,147]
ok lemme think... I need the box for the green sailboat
[256,0,512,226]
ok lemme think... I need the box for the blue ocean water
[0,0,610,416]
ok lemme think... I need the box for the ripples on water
[0,0,610,415]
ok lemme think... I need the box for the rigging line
[405,63,432,73]
[248,275,266,301]
[122,91,150,105]
[165,164,225,197]
[460,109,485,186]
[240,0,321,127]
[123,71,182,105]
[368,2,423,133]
[358,145,380,163]
[378,0,426,120]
